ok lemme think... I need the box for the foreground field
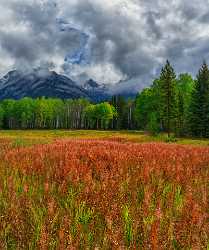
[0,131,209,249]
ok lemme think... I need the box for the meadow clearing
[0,130,209,249]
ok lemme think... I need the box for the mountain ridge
[0,69,136,102]
[0,69,96,101]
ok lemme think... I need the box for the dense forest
[135,61,209,138]
[0,61,209,138]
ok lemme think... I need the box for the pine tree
[159,60,177,136]
[177,90,184,136]
[189,61,209,137]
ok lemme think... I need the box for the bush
[164,134,178,143]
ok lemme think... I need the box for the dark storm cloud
[199,11,209,23]
[0,32,38,62]
[59,0,209,86]
[1,0,209,91]
[0,0,87,72]
[144,11,162,40]
[60,0,157,79]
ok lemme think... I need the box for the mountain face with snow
[0,69,137,102]
[83,79,110,102]
[0,69,109,101]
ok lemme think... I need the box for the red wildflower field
[0,138,209,249]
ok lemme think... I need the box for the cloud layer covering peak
[0,0,209,92]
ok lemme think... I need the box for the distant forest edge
[0,60,209,138]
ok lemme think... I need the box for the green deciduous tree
[84,102,116,129]
[134,80,161,131]
[0,105,4,129]
[147,112,160,136]
[176,74,194,135]
[1,99,16,129]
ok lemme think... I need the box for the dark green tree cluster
[0,98,116,130]
[189,62,209,137]
[135,60,209,138]
[110,96,136,130]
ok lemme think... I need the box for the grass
[0,130,208,248]
[0,129,209,146]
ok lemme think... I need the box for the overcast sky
[0,0,209,91]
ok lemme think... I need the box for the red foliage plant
[1,139,209,248]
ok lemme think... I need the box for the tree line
[0,98,117,130]
[0,60,209,138]
[0,97,136,131]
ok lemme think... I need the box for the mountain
[83,79,110,102]
[0,68,93,100]
[0,69,137,102]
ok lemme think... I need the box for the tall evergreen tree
[189,61,209,137]
[176,90,184,136]
[159,60,177,136]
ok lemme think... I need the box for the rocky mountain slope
[0,69,92,100]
